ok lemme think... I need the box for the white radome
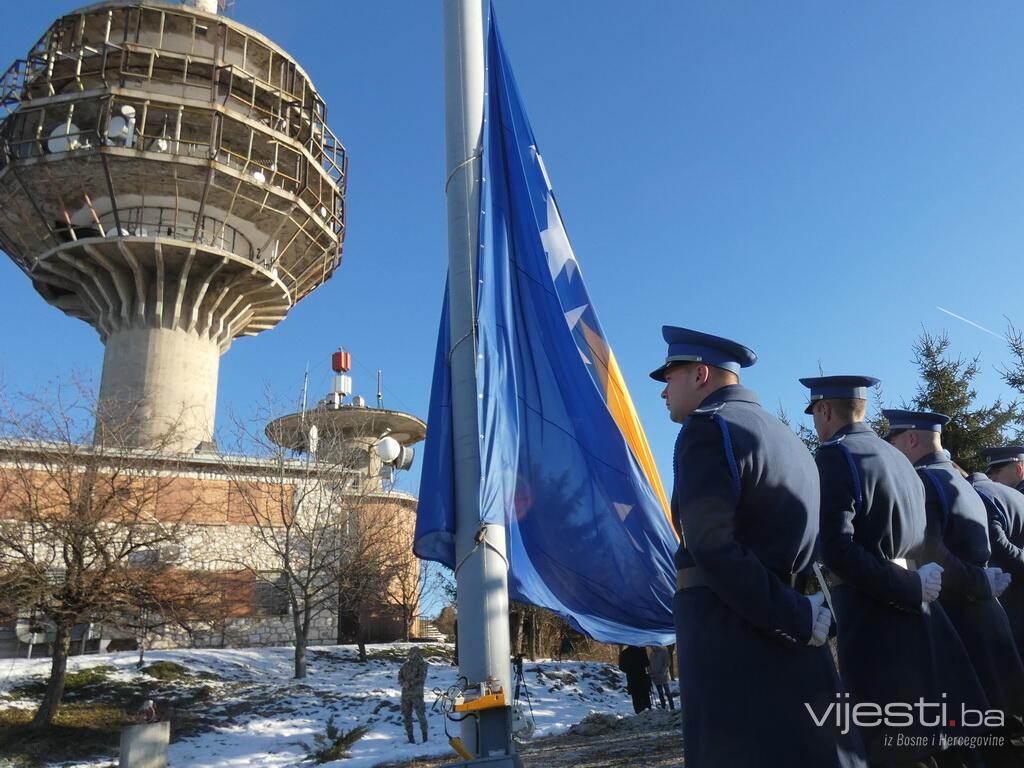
[376,436,401,463]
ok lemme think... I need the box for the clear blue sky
[2,1,1023,493]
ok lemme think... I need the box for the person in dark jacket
[886,411,1024,765]
[653,327,866,768]
[617,645,652,714]
[804,378,990,768]
[557,633,574,662]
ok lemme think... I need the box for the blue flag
[416,11,678,646]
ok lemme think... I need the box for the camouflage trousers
[401,692,427,742]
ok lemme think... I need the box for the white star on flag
[530,145,553,190]
[564,304,588,330]
[532,145,579,282]
[540,193,579,281]
[565,306,590,365]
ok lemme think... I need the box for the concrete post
[119,721,169,768]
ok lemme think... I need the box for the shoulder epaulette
[815,433,846,453]
[691,402,726,417]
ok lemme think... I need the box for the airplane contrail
[936,306,1006,341]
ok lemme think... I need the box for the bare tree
[217,436,341,678]
[119,566,225,667]
[217,397,411,676]
[0,384,200,728]
[334,495,404,662]
[381,549,442,642]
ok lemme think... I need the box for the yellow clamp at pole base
[452,691,506,713]
[449,736,474,760]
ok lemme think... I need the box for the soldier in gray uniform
[886,411,1024,766]
[975,446,1024,663]
[398,647,428,744]
[803,377,989,768]
[653,327,866,768]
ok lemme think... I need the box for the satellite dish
[148,136,169,152]
[15,615,55,645]
[252,169,267,183]
[376,436,400,464]
[395,445,415,470]
[107,106,137,147]
[106,116,127,141]
[376,438,415,471]
[46,122,79,153]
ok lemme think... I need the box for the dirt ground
[381,708,685,768]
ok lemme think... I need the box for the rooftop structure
[266,351,427,493]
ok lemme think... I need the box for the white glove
[916,562,944,603]
[985,567,1011,598]
[806,591,831,647]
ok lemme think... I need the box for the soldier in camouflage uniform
[398,647,428,743]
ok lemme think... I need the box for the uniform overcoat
[672,385,866,768]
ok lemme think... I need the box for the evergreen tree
[1001,321,1024,397]
[777,405,819,453]
[866,382,889,438]
[909,330,1019,472]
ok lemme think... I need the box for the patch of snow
[0,644,642,768]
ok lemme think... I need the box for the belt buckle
[675,567,705,591]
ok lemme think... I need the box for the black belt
[676,567,807,592]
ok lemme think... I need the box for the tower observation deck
[0,1,347,451]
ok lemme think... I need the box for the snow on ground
[0,643,638,767]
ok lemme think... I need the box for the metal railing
[84,206,256,261]
[0,95,336,206]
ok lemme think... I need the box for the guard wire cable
[453,524,510,576]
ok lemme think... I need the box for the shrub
[141,661,193,681]
[307,717,371,763]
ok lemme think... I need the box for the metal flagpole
[442,0,518,764]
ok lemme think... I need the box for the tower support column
[96,325,221,451]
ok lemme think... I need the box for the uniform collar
[913,451,950,468]
[831,421,875,439]
[1017,481,1024,495]
[968,472,989,484]
[698,384,759,409]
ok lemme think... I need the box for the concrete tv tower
[0,0,347,451]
